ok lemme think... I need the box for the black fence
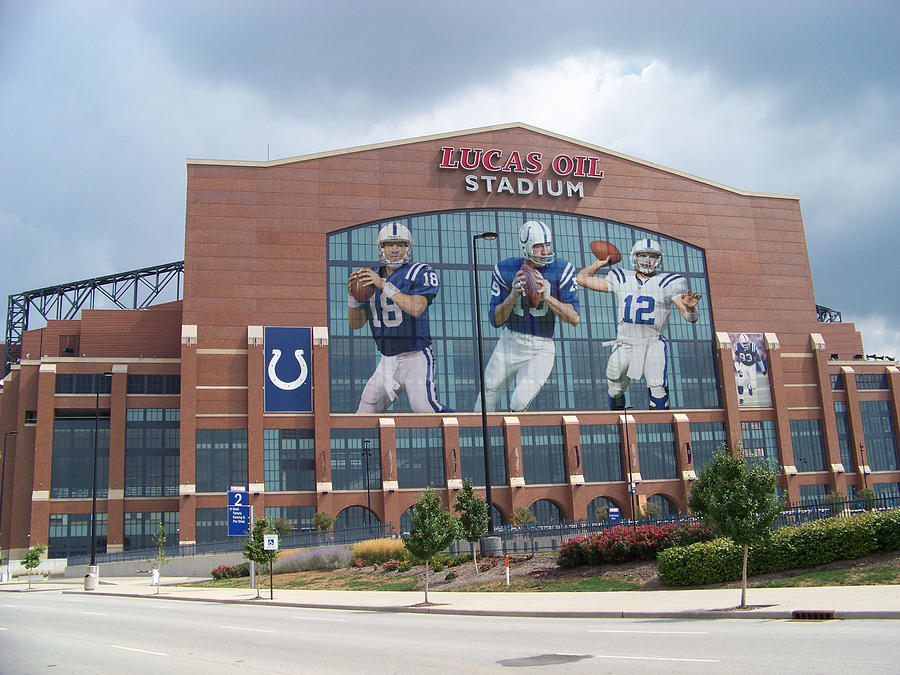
[68,495,899,566]
[67,523,393,567]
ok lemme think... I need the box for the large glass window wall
[522,425,566,485]
[396,428,444,489]
[459,426,507,487]
[125,408,180,497]
[51,417,109,499]
[327,209,717,414]
[790,419,827,473]
[860,401,898,471]
[635,423,677,480]
[195,429,248,493]
[264,428,316,492]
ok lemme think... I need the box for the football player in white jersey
[349,223,450,414]
[475,220,580,412]
[576,238,702,410]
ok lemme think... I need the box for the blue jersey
[734,342,766,372]
[489,257,579,338]
[364,262,439,356]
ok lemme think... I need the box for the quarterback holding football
[576,238,702,410]
[475,220,580,412]
[348,223,450,414]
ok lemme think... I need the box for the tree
[313,511,335,533]
[511,506,536,527]
[243,517,279,599]
[641,499,661,520]
[403,488,458,605]
[688,445,784,608]
[270,517,293,537]
[594,505,609,522]
[149,520,168,594]
[453,479,489,573]
[22,544,46,590]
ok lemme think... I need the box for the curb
[59,589,900,620]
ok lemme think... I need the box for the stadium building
[1,123,898,560]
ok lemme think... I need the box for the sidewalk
[4,576,900,620]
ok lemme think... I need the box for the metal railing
[67,523,393,567]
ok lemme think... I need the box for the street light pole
[362,439,372,528]
[1,431,19,549]
[473,231,499,532]
[623,408,637,530]
[89,372,113,569]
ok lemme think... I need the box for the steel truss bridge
[4,261,184,376]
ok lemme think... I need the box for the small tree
[313,511,335,534]
[243,518,279,599]
[511,506,536,527]
[22,544,46,589]
[594,505,609,522]
[270,517,293,537]
[149,520,168,594]
[688,444,784,608]
[454,479,489,573]
[641,500,660,520]
[854,487,877,511]
[403,488,458,605]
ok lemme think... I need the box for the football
[590,240,622,264]
[349,268,375,302]
[519,264,545,308]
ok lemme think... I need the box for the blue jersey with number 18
[363,262,439,356]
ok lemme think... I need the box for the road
[1,592,898,673]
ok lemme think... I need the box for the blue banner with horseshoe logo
[264,326,313,412]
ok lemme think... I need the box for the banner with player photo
[729,332,771,408]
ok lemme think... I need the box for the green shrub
[445,571,459,581]
[658,539,741,586]
[661,510,900,586]
[351,538,410,565]
[871,509,900,550]
[557,522,714,569]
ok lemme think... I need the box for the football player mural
[475,220,581,412]
[730,332,771,407]
[576,238,702,410]
[348,223,451,413]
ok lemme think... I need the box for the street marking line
[292,616,346,622]
[221,625,277,633]
[79,611,108,616]
[111,645,167,656]
[1,604,19,608]
[594,654,719,663]
[0,627,8,631]
[588,629,708,635]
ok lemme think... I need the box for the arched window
[586,496,620,522]
[529,499,564,525]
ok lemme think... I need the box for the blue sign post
[608,506,621,525]
[228,488,250,536]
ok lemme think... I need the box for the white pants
[357,347,446,413]
[476,329,556,412]
[606,338,667,396]
[735,365,759,394]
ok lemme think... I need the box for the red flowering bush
[557,522,714,569]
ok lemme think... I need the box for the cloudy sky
[1,0,898,358]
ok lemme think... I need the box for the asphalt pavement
[3,575,899,620]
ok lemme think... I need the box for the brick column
[105,364,128,552]
[442,417,461,509]
[562,415,582,523]
[178,325,198,545]
[810,334,847,494]
[29,363,57,548]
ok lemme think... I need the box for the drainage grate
[792,609,835,620]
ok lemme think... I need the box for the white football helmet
[519,220,554,267]
[630,238,663,275]
[739,334,751,348]
[377,222,413,266]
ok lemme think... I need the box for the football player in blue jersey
[576,238,702,410]
[475,220,581,412]
[348,223,450,414]
[733,333,767,405]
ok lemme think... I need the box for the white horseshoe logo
[268,348,309,390]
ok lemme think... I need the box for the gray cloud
[1,0,897,355]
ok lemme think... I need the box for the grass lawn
[752,565,900,588]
